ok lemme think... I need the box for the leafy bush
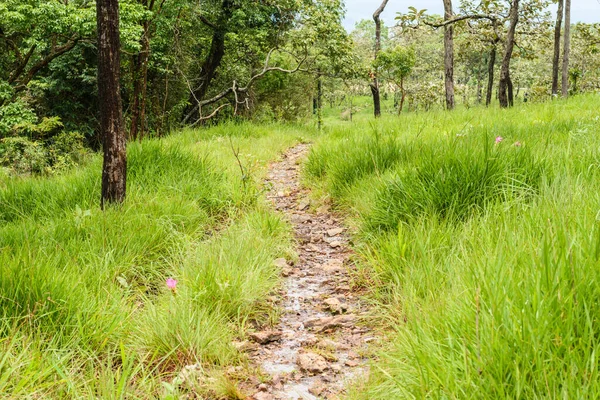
[0,100,37,137]
[0,137,48,174]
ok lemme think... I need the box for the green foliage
[306,95,600,399]
[367,141,544,230]
[374,46,416,86]
[0,137,48,174]
[0,123,308,397]
[0,100,37,137]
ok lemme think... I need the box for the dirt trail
[246,144,373,400]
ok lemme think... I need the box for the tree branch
[13,35,80,92]
[423,14,498,28]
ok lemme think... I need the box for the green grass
[305,94,600,398]
[0,122,309,398]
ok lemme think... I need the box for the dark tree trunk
[371,0,389,118]
[486,44,496,106]
[552,0,564,96]
[498,0,519,108]
[443,0,455,110]
[508,76,514,107]
[561,0,571,97]
[184,0,235,123]
[317,73,323,130]
[97,0,126,207]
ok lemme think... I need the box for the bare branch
[189,103,230,126]
[423,14,498,28]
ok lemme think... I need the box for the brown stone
[327,228,344,237]
[249,331,282,345]
[329,240,342,248]
[297,352,328,374]
[273,258,288,268]
[252,392,274,400]
[323,297,342,314]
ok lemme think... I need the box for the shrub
[0,137,48,174]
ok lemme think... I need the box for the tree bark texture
[561,0,571,97]
[97,0,127,207]
[498,0,519,108]
[371,0,389,118]
[443,0,455,110]
[486,45,496,106]
[551,0,564,96]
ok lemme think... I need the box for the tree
[498,0,519,108]
[374,46,416,113]
[551,0,564,95]
[561,0,571,97]
[370,0,389,118]
[443,0,455,110]
[97,0,127,206]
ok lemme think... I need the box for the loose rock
[249,331,282,345]
[297,352,328,374]
[327,228,344,237]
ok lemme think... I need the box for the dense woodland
[0,0,598,177]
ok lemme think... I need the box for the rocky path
[246,144,373,400]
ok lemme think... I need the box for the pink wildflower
[166,278,178,291]
[495,136,504,144]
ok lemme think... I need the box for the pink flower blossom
[495,136,504,144]
[166,278,178,291]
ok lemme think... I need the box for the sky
[342,0,600,31]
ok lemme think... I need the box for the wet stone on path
[245,144,373,400]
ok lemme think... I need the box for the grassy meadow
[2,93,600,399]
[306,94,600,398]
[0,123,310,398]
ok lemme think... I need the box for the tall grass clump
[305,129,406,196]
[367,139,545,231]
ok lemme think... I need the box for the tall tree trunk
[371,0,389,118]
[561,0,571,97]
[551,0,564,96]
[498,0,519,108]
[183,0,235,123]
[97,0,126,207]
[486,44,497,106]
[317,73,323,130]
[443,0,455,110]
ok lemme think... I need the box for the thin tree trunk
[317,73,323,130]
[498,0,519,108]
[371,0,389,118]
[561,0,571,97]
[443,0,455,110]
[552,0,564,95]
[508,76,514,107]
[398,77,406,114]
[97,0,126,207]
[486,44,496,106]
